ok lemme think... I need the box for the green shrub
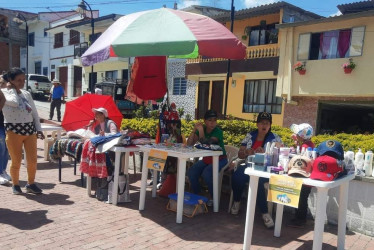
[121,118,374,152]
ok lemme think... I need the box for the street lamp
[14,13,29,90]
[77,0,95,93]
[223,0,235,119]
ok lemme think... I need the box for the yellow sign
[147,149,168,171]
[267,175,303,208]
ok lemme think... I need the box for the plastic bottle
[296,146,300,155]
[363,150,373,176]
[312,148,317,160]
[355,149,365,176]
[306,147,313,159]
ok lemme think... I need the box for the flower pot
[344,68,353,74]
[298,69,306,75]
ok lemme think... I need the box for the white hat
[52,79,61,84]
[92,107,108,118]
[290,123,313,140]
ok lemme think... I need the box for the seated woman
[187,110,227,206]
[86,107,118,136]
[230,112,282,229]
[80,107,119,178]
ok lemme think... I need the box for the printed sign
[267,175,303,208]
[147,149,168,171]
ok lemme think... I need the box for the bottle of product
[364,150,373,176]
[355,149,365,176]
[296,146,300,155]
[312,148,317,160]
[306,147,313,159]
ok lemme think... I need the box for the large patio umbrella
[61,94,123,131]
[81,8,246,66]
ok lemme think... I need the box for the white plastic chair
[219,145,239,203]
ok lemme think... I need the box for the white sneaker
[262,213,274,228]
[1,171,11,181]
[0,175,9,185]
[231,201,241,215]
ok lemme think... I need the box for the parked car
[24,74,52,99]
[95,80,138,118]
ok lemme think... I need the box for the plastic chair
[227,163,275,214]
[219,145,239,203]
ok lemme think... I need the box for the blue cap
[317,140,344,160]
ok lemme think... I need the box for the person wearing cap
[48,79,65,122]
[86,107,118,136]
[187,109,227,205]
[288,123,315,228]
[230,112,282,228]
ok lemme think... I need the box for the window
[69,30,80,45]
[43,67,48,76]
[44,28,48,37]
[297,26,365,60]
[54,32,63,48]
[242,79,282,114]
[173,77,187,95]
[34,62,41,75]
[28,32,35,46]
[105,70,118,81]
[89,32,102,43]
[29,75,50,82]
[248,22,278,46]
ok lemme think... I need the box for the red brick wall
[283,96,374,130]
[0,42,9,73]
[0,42,21,73]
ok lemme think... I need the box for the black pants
[295,185,312,220]
[50,99,62,120]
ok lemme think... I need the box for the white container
[355,149,364,170]
[363,151,373,176]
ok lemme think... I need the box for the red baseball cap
[310,155,344,181]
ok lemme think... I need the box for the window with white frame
[173,77,187,95]
[297,26,365,60]
[242,79,282,114]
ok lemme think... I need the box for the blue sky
[2,0,357,17]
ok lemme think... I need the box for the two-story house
[45,10,98,98]
[65,14,127,94]
[185,2,321,124]
[276,1,374,134]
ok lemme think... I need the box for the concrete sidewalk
[0,136,373,249]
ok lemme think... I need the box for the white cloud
[242,0,276,8]
[178,0,202,9]
[329,10,342,17]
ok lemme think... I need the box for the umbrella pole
[166,57,170,107]
[223,0,236,119]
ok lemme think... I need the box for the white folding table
[243,168,355,250]
[138,144,223,223]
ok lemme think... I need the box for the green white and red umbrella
[81,8,246,66]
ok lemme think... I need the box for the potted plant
[293,61,306,75]
[342,58,356,74]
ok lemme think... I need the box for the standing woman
[1,68,45,194]
[0,74,10,185]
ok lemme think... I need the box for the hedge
[121,118,374,152]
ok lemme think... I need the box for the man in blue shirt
[49,79,65,122]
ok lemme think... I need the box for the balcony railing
[186,43,280,63]
[74,42,88,58]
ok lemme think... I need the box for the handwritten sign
[147,149,168,171]
[267,175,303,208]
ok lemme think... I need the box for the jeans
[231,165,268,214]
[295,185,312,220]
[187,157,228,197]
[0,127,9,173]
[50,99,62,120]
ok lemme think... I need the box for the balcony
[186,44,280,64]
[74,42,88,58]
